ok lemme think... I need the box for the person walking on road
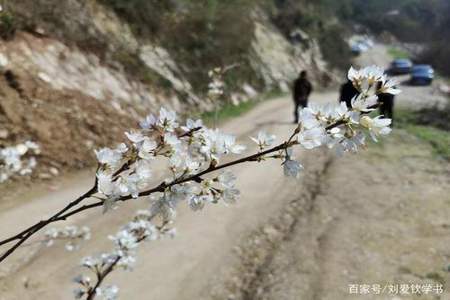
[339,79,359,109]
[293,70,313,123]
[377,81,395,126]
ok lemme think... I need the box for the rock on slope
[0,1,332,179]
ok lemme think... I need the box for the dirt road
[1,45,449,300]
[0,92,335,299]
[209,129,450,300]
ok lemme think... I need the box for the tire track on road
[210,151,334,300]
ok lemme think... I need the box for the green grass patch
[388,47,410,59]
[0,11,17,40]
[396,109,450,160]
[200,89,285,126]
[402,125,450,160]
[201,101,258,126]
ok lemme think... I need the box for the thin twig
[0,119,345,263]
[85,225,160,300]
[86,256,121,300]
[0,185,97,262]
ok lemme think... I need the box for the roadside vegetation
[200,89,284,125]
[341,0,450,76]
[387,47,410,59]
[267,0,353,71]
[3,0,356,94]
[201,100,259,126]
[396,106,450,160]
[96,0,450,77]
[100,0,262,92]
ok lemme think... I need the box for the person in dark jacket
[339,79,359,109]
[293,70,313,123]
[377,81,395,126]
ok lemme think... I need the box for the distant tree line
[269,0,450,75]
[333,0,450,76]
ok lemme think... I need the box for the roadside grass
[388,47,410,59]
[200,89,285,126]
[201,101,258,126]
[395,109,450,160]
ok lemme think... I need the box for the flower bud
[359,116,373,129]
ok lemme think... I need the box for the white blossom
[0,141,40,182]
[125,131,145,144]
[97,171,116,197]
[44,226,90,251]
[139,114,157,130]
[95,147,123,168]
[251,131,276,150]
[208,68,225,99]
[109,230,138,252]
[348,65,385,92]
[359,116,392,142]
[159,108,178,132]
[188,195,205,211]
[378,78,401,95]
[74,65,400,299]
[324,127,345,148]
[217,171,236,188]
[222,187,240,204]
[298,108,321,128]
[138,137,157,159]
[351,94,378,112]
[96,285,119,300]
[283,159,303,178]
[298,127,325,149]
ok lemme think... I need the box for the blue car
[410,65,434,85]
[389,59,413,75]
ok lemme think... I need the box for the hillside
[0,0,342,181]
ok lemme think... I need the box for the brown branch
[0,185,97,262]
[81,120,350,299]
[0,129,202,249]
[52,140,298,222]
[0,139,298,263]
[84,225,161,300]
[0,117,348,263]
[178,127,202,138]
[86,256,121,300]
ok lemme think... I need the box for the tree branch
[86,256,121,300]
[0,185,97,262]
[0,118,345,263]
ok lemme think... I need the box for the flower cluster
[94,107,245,213]
[44,226,91,251]
[348,65,401,96]
[72,65,399,299]
[293,65,398,156]
[0,141,40,182]
[73,210,165,300]
[207,67,225,100]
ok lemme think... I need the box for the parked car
[350,42,368,55]
[388,59,413,75]
[410,64,434,85]
[359,38,374,49]
[349,36,373,56]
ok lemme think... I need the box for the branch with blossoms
[0,66,399,300]
[0,141,40,182]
